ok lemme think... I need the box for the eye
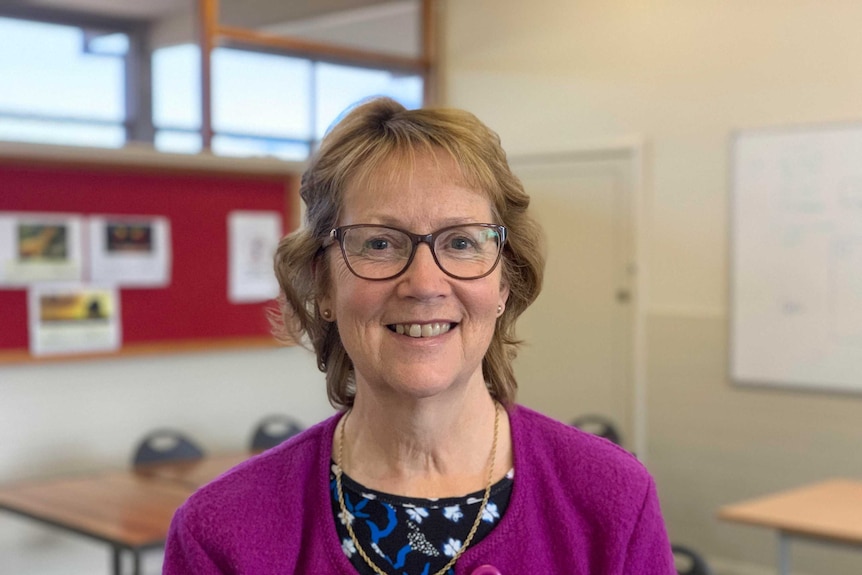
[365,238,390,251]
[448,236,477,251]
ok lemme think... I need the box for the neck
[337,387,510,498]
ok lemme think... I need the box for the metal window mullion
[125,22,154,143]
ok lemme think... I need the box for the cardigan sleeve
[622,476,676,574]
[163,503,227,575]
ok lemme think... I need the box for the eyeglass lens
[339,224,503,280]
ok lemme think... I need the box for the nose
[396,242,450,299]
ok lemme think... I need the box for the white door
[510,153,637,448]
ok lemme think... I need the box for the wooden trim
[421,0,437,105]
[0,336,289,366]
[215,25,429,74]
[0,141,305,176]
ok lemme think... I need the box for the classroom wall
[440,1,862,573]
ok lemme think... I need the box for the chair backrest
[250,415,304,451]
[571,414,622,446]
[672,544,713,575]
[132,429,205,466]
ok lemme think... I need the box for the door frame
[509,137,648,462]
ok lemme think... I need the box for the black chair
[132,428,205,466]
[250,415,304,451]
[571,414,622,446]
[672,544,713,575]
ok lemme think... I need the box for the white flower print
[481,502,500,523]
[342,538,356,557]
[443,505,463,522]
[406,506,429,523]
[338,508,354,527]
[442,538,462,557]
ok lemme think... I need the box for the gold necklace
[335,403,501,575]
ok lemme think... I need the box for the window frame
[0,0,435,155]
[0,5,154,144]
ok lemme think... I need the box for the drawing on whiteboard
[829,237,862,343]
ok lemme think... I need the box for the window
[0,17,127,148]
[152,44,423,160]
[0,10,424,160]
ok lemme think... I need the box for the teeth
[393,323,452,338]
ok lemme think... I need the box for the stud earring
[497,305,504,315]
[322,309,332,320]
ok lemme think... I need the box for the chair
[672,544,713,575]
[571,414,622,446]
[250,415,304,451]
[132,428,205,466]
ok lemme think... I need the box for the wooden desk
[0,454,253,574]
[0,471,192,575]
[134,452,251,488]
[718,478,862,575]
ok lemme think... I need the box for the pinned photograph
[28,284,121,356]
[89,216,171,287]
[106,222,154,253]
[18,223,68,260]
[0,213,83,287]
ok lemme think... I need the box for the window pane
[153,44,200,131]
[315,63,422,139]
[155,130,202,155]
[0,17,125,122]
[212,135,309,162]
[0,118,124,148]
[212,49,312,139]
[85,32,129,56]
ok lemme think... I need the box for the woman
[163,98,674,574]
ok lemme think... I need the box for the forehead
[340,151,495,226]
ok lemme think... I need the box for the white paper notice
[228,211,282,303]
[88,216,172,287]
[0,212,84,287]
[28,283,122,356]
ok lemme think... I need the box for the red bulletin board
[0,159,297,358]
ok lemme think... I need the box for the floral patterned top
[330,462,514,575]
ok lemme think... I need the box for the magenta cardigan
[163,405,675,574]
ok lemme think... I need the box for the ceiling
[10,0,397,25]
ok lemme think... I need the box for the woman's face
[320,152,509,403]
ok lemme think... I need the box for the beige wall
[441,1,862,573]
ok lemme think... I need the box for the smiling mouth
[388,322,455,338]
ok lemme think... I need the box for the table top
[0,471,193,549]
[134,452,251,488]
[718,478,862,545]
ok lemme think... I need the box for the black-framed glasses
[329,223,507,281]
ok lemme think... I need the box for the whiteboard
[731,123,862,393]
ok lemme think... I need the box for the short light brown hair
[273,97,545,409]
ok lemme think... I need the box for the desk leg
[777,532,790,575]
[132,550,141,575]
